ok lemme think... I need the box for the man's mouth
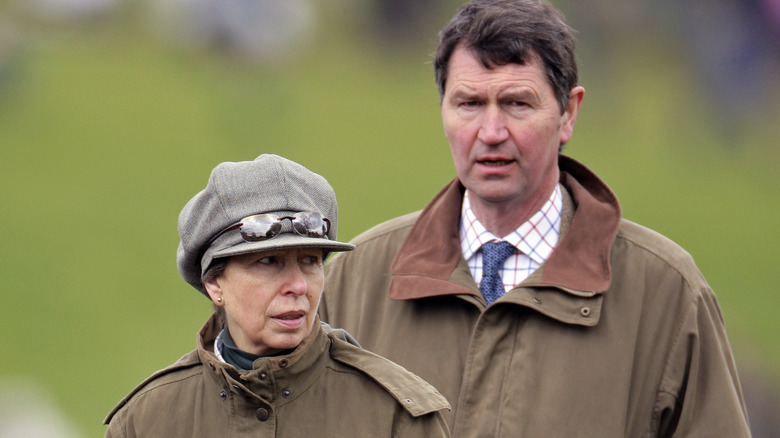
[479,159,512,166]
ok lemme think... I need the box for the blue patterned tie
[479,241,517,305]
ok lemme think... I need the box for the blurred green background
[1,0,779,436]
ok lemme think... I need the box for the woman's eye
[302,255,321,265]
[258,256,277,265]
[298,252,322,265]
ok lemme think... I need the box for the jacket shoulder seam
[104,350,202,424]
[615,219,706,295]
[327,335,450,417]
[348,211,421,247]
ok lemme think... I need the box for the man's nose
[477,105,509,145]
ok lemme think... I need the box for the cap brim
[211,233,354,260]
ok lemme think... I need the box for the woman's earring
[217,296,223,303]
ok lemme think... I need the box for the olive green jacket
[320,156,751,437]
[104,314,450,437]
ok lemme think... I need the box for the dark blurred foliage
[561,0,780,144]
[368,0,449,46]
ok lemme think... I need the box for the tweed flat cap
[176,154,354,295]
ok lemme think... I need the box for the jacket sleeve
[652,285,751,437]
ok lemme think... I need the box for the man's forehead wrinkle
[449,78,541,101]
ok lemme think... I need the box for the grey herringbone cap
[176,154,354,295]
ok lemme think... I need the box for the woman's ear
[203,276,224,307]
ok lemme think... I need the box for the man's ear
[560,86,585,144]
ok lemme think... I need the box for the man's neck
[467,187,556,238]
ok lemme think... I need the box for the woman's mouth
[272,311,306,329]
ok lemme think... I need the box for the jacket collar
[389,155,621,300]
[197,313,331,404]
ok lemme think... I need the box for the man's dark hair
[433,0,578,113]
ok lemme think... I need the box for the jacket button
[255,407,271,422]
[219,390,227,400]
[282,388,292,398]
[580,306,591,317]
[259,371,268,380]
[279,359,289,368]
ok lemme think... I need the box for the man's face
[441,45,583,220]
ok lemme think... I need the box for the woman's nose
[281,263,308,296]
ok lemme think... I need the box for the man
[320,0,751,436]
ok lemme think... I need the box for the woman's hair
[433,0,578,113]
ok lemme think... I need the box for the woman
[104,154,450,437]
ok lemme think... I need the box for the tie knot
[482,241,516,267]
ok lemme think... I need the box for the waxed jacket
[320,155,751,437]
[104,314,450,437]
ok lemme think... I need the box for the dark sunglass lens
[292,213,326,237]
[240,216,281,240]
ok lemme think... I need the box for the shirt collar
[460,185,562,265]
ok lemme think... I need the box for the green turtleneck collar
[219,328,294,370]
[219,329,261,370]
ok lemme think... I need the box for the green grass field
[1,4,779,436]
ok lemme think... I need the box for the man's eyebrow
[499,88,538,101]
[448,86,481,99]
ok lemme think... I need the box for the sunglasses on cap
[206,212,331,248]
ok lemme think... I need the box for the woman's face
[203,248,324,355]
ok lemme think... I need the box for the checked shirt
[460,184,563,295]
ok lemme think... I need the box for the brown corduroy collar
[389,155,621,300]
